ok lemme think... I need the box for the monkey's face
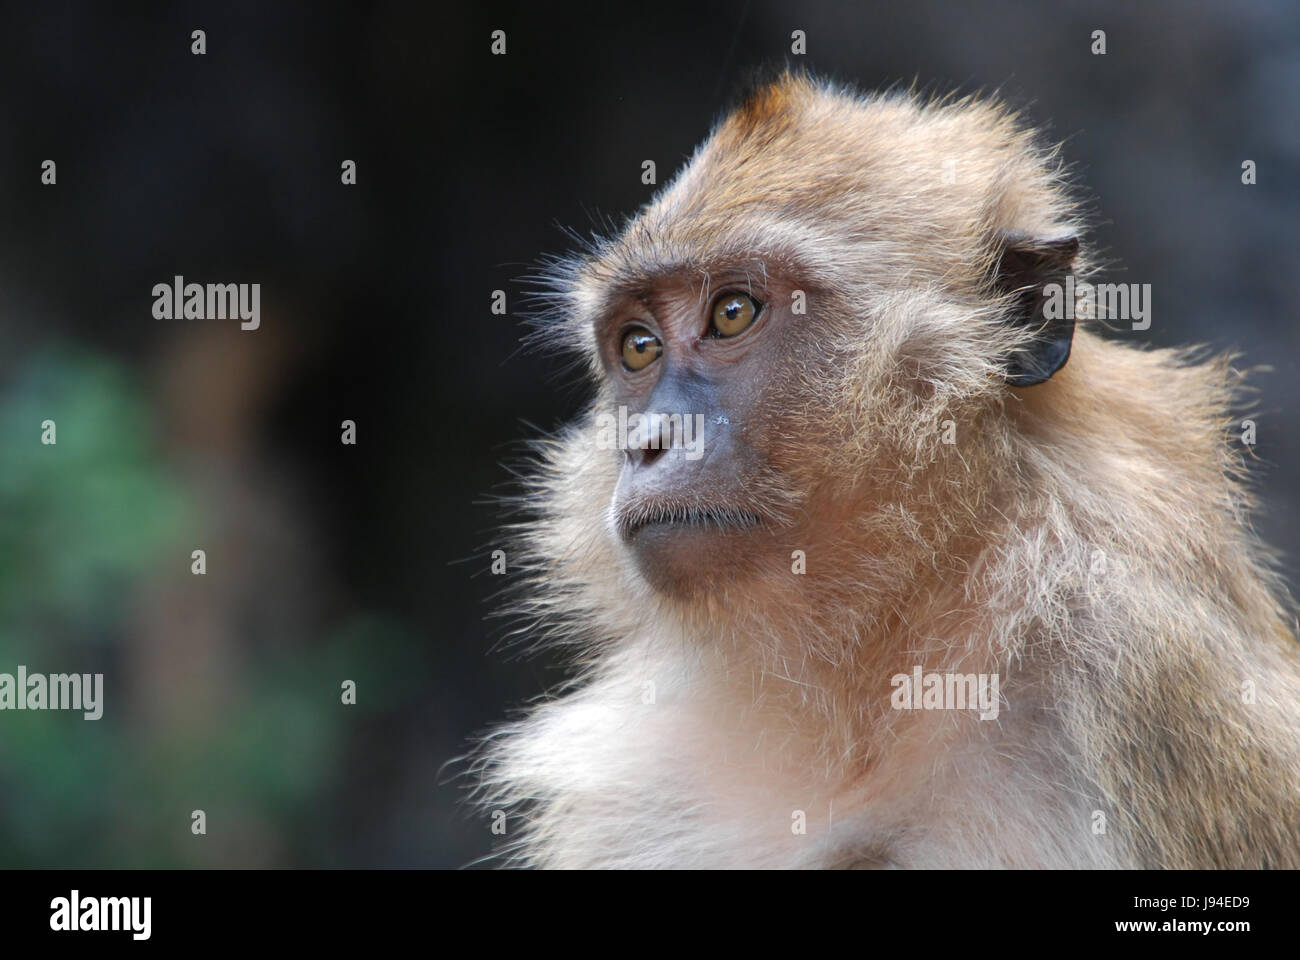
[590,267,820,596]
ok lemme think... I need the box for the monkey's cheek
[627,524,765,596]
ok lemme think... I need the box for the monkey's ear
[991,230,1080,386]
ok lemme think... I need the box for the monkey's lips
[616,503,768,594]
[617,503,765,541]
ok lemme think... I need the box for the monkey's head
[529,72,1083,609]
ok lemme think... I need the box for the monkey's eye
[620,327,663,371]
[709,292,761,337]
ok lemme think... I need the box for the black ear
[992,230,1080,386]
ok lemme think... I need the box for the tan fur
[474,72,1300,868]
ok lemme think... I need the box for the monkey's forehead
[582,74,1073,291]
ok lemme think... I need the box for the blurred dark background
[0,0,1296,867]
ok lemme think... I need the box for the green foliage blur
[0,349,426,866]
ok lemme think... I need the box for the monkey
[472,71,1300,869]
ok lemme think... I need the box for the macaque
[475,72,1300,868]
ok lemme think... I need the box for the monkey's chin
[625,521,766,596]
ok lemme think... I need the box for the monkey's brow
[593,250,811,300]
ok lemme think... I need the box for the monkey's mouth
[618,504,764,541]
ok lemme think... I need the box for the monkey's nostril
[638,444,668,466]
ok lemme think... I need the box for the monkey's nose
[626,414,676,467]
